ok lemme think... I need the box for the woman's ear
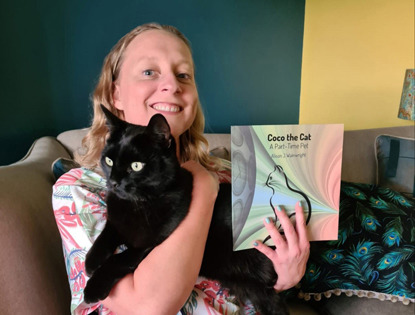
[112,83,123,110]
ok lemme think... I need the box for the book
[231,124,344,251]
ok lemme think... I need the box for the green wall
[0,0,305,165]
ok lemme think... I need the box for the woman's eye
[131,162,144,172]
[143,70,155,76]
[105,157,113,167]
[177,73,191,80]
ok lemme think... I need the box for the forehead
[123,30,193,66]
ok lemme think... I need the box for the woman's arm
[103,161,219,315]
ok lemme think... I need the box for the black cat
[83,105,288,315]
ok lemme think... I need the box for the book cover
[231,124,344,251]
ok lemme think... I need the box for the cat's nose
[109,179,119,189]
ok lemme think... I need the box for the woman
[53,23,310,314]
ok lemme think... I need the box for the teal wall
[0,0,305,165]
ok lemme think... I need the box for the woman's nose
[160,73,182,94]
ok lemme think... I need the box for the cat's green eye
[131,162,144,172]
[105,157,113,167]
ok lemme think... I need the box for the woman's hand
[253,201,310,292]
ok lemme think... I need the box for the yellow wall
[300,0,415,130]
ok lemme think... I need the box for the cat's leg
[84,247,148,304]
[85,223,121,276]
[247,286,288,315]
[228,282,288,315]
[245,263,288,315]
[217,259,286,315]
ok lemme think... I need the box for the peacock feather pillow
[290,181,415,305]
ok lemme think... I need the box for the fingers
[254,201,310,291]
[263,217,287,249]
[294,201,309,244]
[274,204,299,246]
[254,201,309,254]
[252,239,276,261]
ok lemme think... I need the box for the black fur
[83,105,288,314]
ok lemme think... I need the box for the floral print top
[52,161,257,315]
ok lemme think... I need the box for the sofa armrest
[0,137,72,314]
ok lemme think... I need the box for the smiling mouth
[151,103,181,113]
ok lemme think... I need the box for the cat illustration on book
[83,105,288,315]
[264,165,312,243]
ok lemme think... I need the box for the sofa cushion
[375,135,415,198]
[290,181,414,305]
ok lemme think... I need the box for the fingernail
[265,217,272,224]
[253,241,259,247]
[277,205,282,212]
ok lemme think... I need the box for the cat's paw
[83,274,113,304]
[85,252,101,277]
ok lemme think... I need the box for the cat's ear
[100,104,127,131]
[147,114,172,146]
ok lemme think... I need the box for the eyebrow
[134,56,194,68]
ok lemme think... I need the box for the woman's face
[113,29,198,140]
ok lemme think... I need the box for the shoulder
[54,167,85,186]
[54,167,106,189]
[53,167,107,208]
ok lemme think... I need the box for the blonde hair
[75,23,221,171]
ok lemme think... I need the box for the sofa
[0,125,413,315]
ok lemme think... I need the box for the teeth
[152,104,180,112]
